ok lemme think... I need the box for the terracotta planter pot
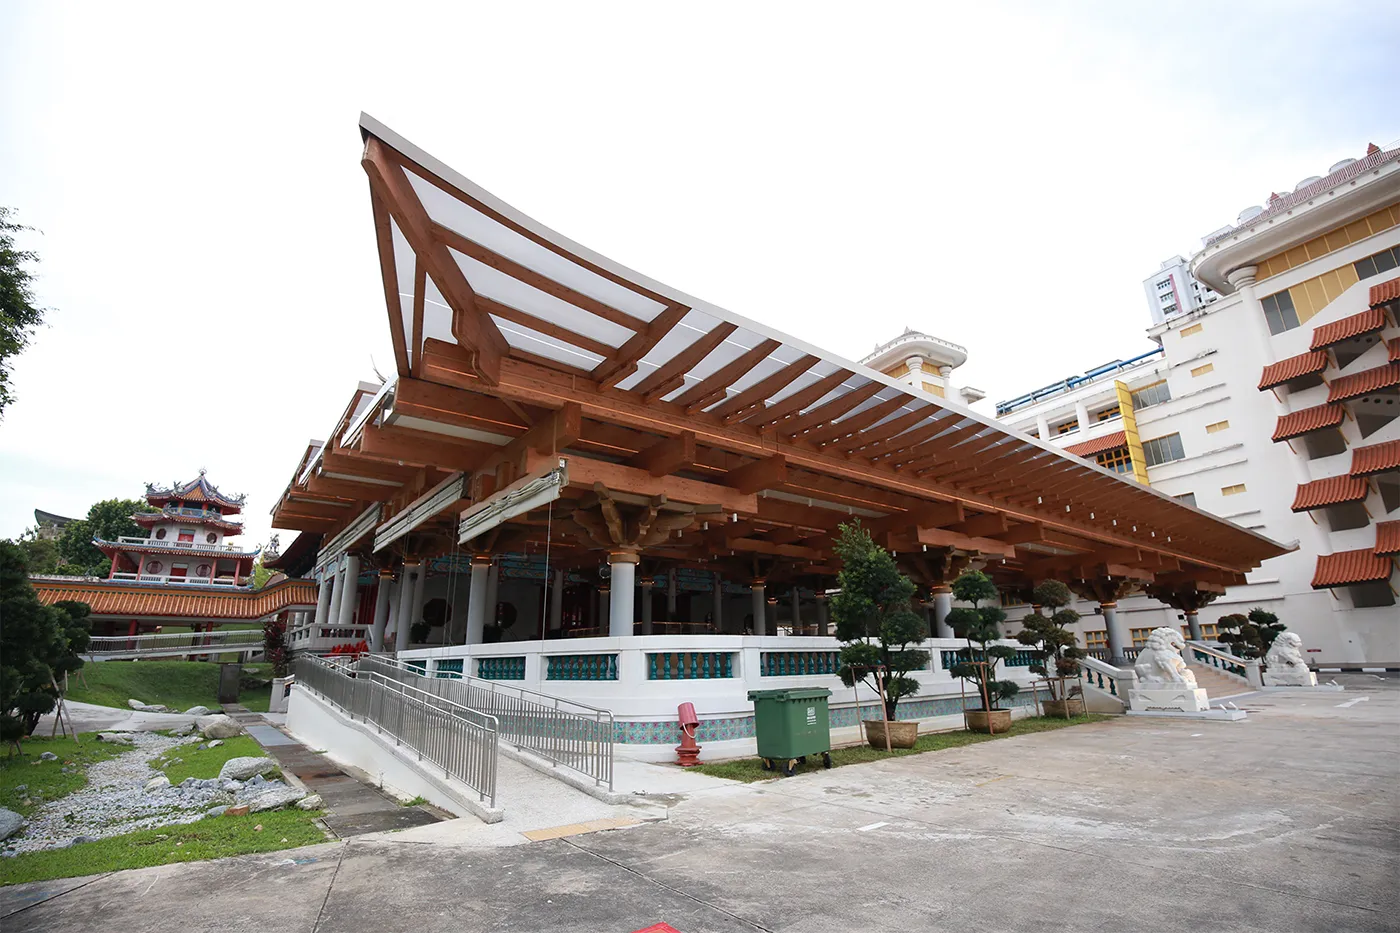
[862,719,918,750]
[1041,698,1085,718]
[964,709,1012,734]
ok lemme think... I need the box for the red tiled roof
[1311,307,1387,350]
[1370,276,1400,308]
[1327,362,1400,402]
[1291,475,1369,512]
[1388,337,1399,363]
[1376,521,1400,557]
[31,577,318,619]
[1064,430,1127,457]
[1351,439,1400,476]
[93,539,259,560]
[1205,146,1400,247]
[1311,549,1393,588]
[1272,404,1344,442]
[1259,351,1329,391]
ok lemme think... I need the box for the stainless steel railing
[295,655,499,806]
[86,629,265,660]
[360,655,614,791]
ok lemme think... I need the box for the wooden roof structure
[270,115,1290,595]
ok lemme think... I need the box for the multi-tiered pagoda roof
[144,471,247,515]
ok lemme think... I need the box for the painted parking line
[1335,697,1370,708]
[855,821,889,832]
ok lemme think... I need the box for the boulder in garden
[218,756,277,781]
[197,715,243,739]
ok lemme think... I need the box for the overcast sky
[2,1,1397,550]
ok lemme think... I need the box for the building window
[1162,304,1178,315]
[1157,279,1172,290]
[1131,381,1171,409]
[1354,245,1400,280]
[1181,623,1220,639]
[177,528,195,544]
[1221,483,1247,496]
[1190,363,1215,377]
[1095,446,1134,474]
[1205,420,1230,434]
[1180,323,1203,337]
[1130,627,1154,648]
[1084,630,1107,650]
[1174,492,1197,506]
[1096,404,1121,422]
[1142,433,1186,466]
[1261,290,1300,335]
[1054,420,1077,435]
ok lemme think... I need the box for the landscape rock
[295,795,324,811]
[218,757,277,781]
[13,785,25,793]
[39,751,58,761]
[183,706,212,717]
[127,699,147,710]
[225,805,250,817]
[208,740,223,748]
[197,715,243,739]
[249,774,266,787]
[247,786,306,813]
[204,806,228,819]
[221,779,244,792]
[96,733,135,745]
[0,808,24,841]
[127,699,174,713]
[144,775,171,794]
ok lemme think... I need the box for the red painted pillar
[108,551,120,579]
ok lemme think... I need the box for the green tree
[15,527,63,574]
[1013,580,1085,701]
[56,498,146,576]
[0,207,47,418]
[946,570,1020,711]
[251,555,275,589]
[830,522,930,720]
[1217,608,1285,660]
[0,541,92,747]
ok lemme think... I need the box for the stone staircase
[1187,663,1251,699]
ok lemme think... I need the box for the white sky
[2,1,1397,550]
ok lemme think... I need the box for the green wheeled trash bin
[746,687,832,777]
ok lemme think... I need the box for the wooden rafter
[672,339,783,413]
[632,323,738,401]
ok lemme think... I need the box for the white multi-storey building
[859,328,986,407]
[1143,255,1220,325]
[995,143,1400,667]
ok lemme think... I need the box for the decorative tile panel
[476,656,526,680]
[546,654,620,681]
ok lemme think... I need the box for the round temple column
[1102,602,1130,666]
[484,563,499,630]
[410,562,429,639]
[1185,610,1203,642]
[932,586,954,639]
[370,569,393,651]
[712,572,724,633]
[751,582,767,636]
[548,569,565,636]
[598,585,610,632]
[609,551,638,637]
[336,553,361,629]
[393,562,418,650]
[790,588,802,635]
[325,560,346,632]
[313,567,335,628]
[666,569,678,621]
[639,579,654,635]
[815,593,829,636]
[465,557,491,646]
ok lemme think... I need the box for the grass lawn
[63,660,273,714]
[691,714,1111,783]
[151,735,281,785]
[0,809,329,886]
[1,735,125,817]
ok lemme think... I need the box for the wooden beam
[778,381,883,438]
[724,454,788,495]
[369,192,411,375]
[710,355,820,424]
[858,411,960,461]
[721,537,826,560]
[863,501,965,536]
[593,304,691,389]
[539,452,758,514]
[832,406,932,454]
[392,377,532,437]
[631,322,738,401]
[947,511,1010,538]
[362,137,507,384]
[747,369,852,428]
[626,431,697,477]
[474,296,617,359]
[673,339,783,413]
[803,397,905,448]
[304,475,385,501]
[359,423,493,472]
[994,522,1047,545]
[319,451,418,485]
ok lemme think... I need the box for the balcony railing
[138,506,239,522]
[109,572,247,587]
[115,535,249,554]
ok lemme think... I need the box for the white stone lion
[1264,632,1316,686]
[1133,627,1198,687]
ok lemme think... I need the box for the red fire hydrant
[675,702,702,767]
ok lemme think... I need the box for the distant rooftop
[860,328,969,371]
[995,346,1164,417]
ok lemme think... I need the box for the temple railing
[1186,641,1260,686]
[1078,655,1137,708]
[295,655,499,806]
[114,535,250,555]
[109,572,247,587]
[86,629,264,661]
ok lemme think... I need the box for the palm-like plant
[1013,580,1085,702]
[945,570,1020,711]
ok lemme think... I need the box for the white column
[609,552,637,637]
[1035,413,1050,441]
[933,586,954,638]
[790,588,802,635]
[548,569,565,636]
[313,568,334,628]
[1074,400,1090,433]
[712,572,724,633]
[639,580,654,635]
[751,582,767,636]
[484,563,499,630]
[336,553,361,628]
[370,570,393,650]
[393,562,418,650]
[325,559,346,631]
[410,563,429,641]
[465,557,491,646]
[1103,602,1130,666]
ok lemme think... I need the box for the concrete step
[1187,663,1251,698]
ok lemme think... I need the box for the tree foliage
[1,541,92,746]
[56,498,147,576]
[830,522,930,720]
[15,527,62,574]
[263,616,289,678]
[0,207,46,418]
[1013,580,1085,701]
[1216,608,1285,660]
[945,570,1020,711]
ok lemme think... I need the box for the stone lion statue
[1134,627,1197,687]
[1263,632,1311,682]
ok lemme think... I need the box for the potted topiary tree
[830,522,930,750]
[1217,608,1285,660]
[1014,580,1085,718]
[946,570,1020,734]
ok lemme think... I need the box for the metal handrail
[362,655,614,791]
[86,629,264,659]
[1185,640,1253,682]
[295,655,499,806]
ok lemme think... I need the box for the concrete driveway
[5,675,1397,933]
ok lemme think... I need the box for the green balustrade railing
[476,656,526,681]
[546,654,620,681]
[940,648,1036,669]
[647,651,734,680]
[760,651,841,676]
[435,659,464,679]
[1191,647,1246,678]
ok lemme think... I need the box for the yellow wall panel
[1256,203,1400,281]
[922,382,945,398]
[1114,380,1150,486]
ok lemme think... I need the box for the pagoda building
[94,471,260,587]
